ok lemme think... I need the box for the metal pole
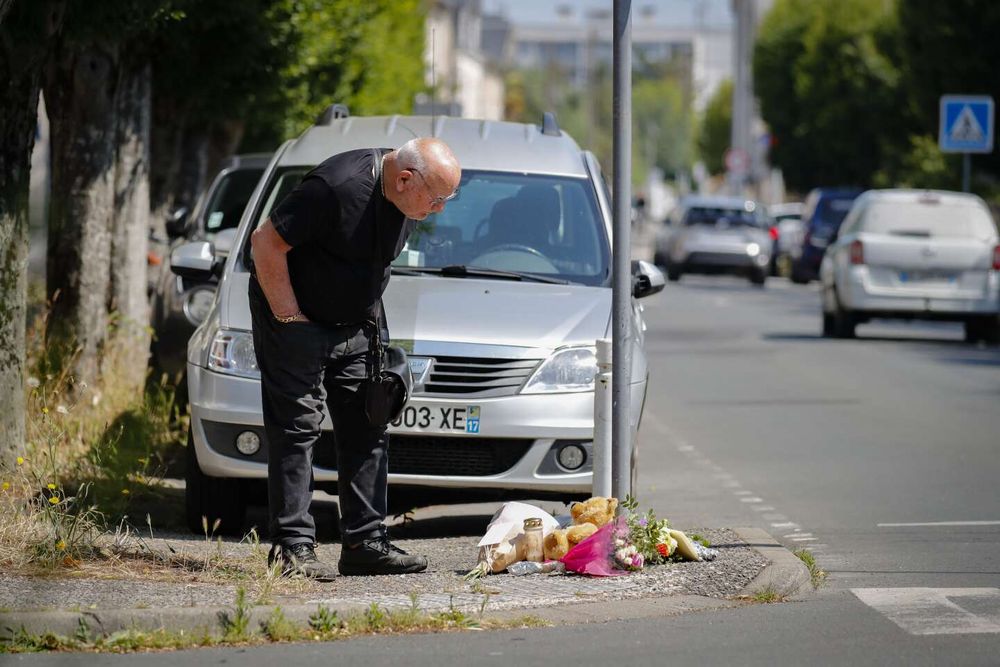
[592,339,613,497]
[962,153,971,192]
[612,0,633,501]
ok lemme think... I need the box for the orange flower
[656,543,670,557]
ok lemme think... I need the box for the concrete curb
[732,526,814,600]
[0,528,811,639]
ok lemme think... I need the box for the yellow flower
[55,540,66,551]
[47,483,57,490]
[16,457,24,466]
[41,407,49,414]
[121,488,130,496]
[48,496,60,505]
[1,481,9,492]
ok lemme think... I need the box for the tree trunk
[107,57,151,390]
[0,0,65,462]
[44,40,119,390]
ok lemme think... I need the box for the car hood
[222,273,611,350]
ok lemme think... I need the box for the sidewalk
[0,515,811,639]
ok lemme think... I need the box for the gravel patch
[0,528,767,614]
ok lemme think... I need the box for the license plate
[899,270,956,283]
[390,404,481,434]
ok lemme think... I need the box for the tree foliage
[241,0,427,151]
[505,59,693,185]
[754,0,906,192]
[897,0,1000,180]
[696,79,732,175]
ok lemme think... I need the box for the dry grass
[1,306,186,573]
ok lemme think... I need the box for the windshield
[684,206,763,227]
[863,200,998,240]
[811,197,856,232]
[400,171,609,285]
[241,168,610,286]
[203,167,265,233]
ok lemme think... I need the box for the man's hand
[250,219,303,321]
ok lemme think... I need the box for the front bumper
[187,363,645,493]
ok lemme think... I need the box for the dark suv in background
[150,154,270,378]
[791,188,863,283]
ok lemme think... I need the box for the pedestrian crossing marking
[853,588,1000,635]
[949,105,986,143]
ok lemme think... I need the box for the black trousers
[249,277,387,547]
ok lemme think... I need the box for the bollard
[592,338,613,497]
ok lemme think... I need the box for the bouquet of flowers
[620,495,677,565]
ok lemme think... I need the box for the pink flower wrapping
[559,518,630,577]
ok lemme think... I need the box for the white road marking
[877,520,1000,527]
[751,506,776,512]
[733,490,753,495]
[762,513,787,521]
[852,588,1000,635]
[772,522,799,529]
[739,497,764,503]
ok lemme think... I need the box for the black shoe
[268,543,338,581]
[338,529,428,576]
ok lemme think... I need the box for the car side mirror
[170,241,221,280]
[165,206,190,239]
[631,259,665,299]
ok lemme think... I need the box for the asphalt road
[10,274,1000,665]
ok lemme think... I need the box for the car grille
[420,355,541,398]
[388,436,533,476]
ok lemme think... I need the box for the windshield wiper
[390,266,426,276]
[398,265,569,284]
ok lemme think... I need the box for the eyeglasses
[409,168,458,207]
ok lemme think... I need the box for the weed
[689,533,711,547]
[262,607,299,642]
[749,586,784,603]
[363,603,387,632]
[219,587,253,641]
[308,605,341,633]
[794,548,827,588]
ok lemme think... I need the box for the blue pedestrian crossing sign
[939,95,994,153]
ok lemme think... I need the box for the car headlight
[183,287,216,325]
[208,329,260,378]
[521,347,597,394]
[746,242,761,256]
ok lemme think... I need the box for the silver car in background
[171,110,664,533]
[820,189,1000,342]
[654,195,772,286]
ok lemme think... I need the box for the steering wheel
[487,243,547,259]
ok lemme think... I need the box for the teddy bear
[542,496,620,560]
[570,496,618,528]
[543,523,598,560]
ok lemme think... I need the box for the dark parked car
[790,188,863,283]
[150,154,270,378]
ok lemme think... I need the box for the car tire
[790,263,809,284]
[749,269,767,287]
[832,292,856,339]
[666,266,682,282]
[185,429,247,537]
[965,317,1000,345]
[652,251,666,268]
[822,312,835,337]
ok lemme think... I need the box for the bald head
[383,138,462,220]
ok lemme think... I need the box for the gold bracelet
[274,311,302,324]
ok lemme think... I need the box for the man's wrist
[274,310,304,324]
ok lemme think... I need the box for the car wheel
[822,312,835,337]
[832,291,856,339]
[749,269,767,287]
[185,429,247,536]
[652,251,666,268]
[790,263,809,284]
[666,266,682,282]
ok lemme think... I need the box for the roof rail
[315,103,350,125]
[541,111,560,137]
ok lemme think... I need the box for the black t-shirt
[268,148,412,327]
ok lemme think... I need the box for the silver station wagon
[172,110,664,532]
